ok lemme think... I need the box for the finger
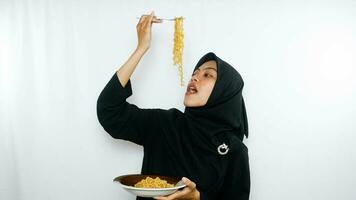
[152,17,162,23]
[143,11,154,27]
[154,186,192,200]
[138,15,145,24]
[182,177,196,189]
[138,14,161,25]
[145,10,155,26]
[165,188,191,200]
[149,11,155,23]
[138,13,150,25]
[153,196,167,200]
[136,16,147,29]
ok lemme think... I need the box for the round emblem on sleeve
[217,143,229,155]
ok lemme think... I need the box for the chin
[184,100,203,107]
[184,95,207,107]
[183,101,193,107]
[183,101,190,107]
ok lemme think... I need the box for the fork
[136,17,186,21]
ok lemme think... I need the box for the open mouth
[186,86,198,95]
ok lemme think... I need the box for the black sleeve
[220,146,250,200]
[96,72,166,146]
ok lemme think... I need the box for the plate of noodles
[113,174,186,198]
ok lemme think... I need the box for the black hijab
[163,51,250,194]
[183,52,249,154]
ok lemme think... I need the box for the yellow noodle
[173,16,185,86]
[134,176,174,188]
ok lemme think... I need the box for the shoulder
[164,108,185,120]
[150,107,183,117]
[142,107,182,116]
[167,107,184,115]
[147,107,184,124]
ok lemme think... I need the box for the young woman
[96,11,250,200]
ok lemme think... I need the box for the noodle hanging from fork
[173,16,185,86]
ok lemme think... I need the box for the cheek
[200,83,215,100]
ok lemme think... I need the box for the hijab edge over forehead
[193,52,220,77]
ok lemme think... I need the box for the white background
[1,0,355,199]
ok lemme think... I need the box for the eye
[204,73,213,78]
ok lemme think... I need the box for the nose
[191,72,199,82]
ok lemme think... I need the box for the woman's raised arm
[117,10,162,87]
[96,11,165,146]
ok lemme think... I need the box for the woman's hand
[154,177,200,200]
[136,10,162,52]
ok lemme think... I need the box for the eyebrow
[194,67,217,72]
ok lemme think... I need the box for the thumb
[182,177,196,189]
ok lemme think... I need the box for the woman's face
[184,60,217,107]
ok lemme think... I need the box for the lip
[185,83,198,96]
[185,91,195,96]
[185,89,196,96]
